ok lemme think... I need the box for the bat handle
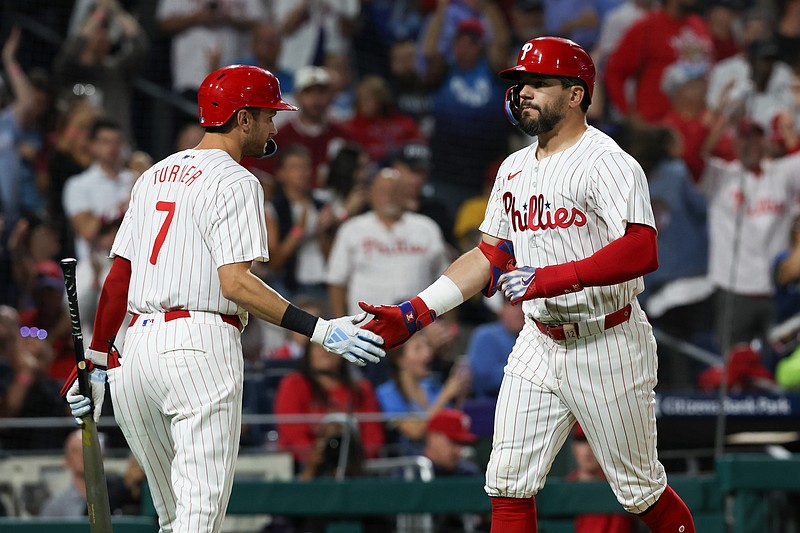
[60,258,91,400]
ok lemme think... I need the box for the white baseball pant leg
[485,301,667,513]
[110,312,243,532]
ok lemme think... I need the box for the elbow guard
[478,239,516,297]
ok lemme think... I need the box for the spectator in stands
[773,214,800,325]
[265,144,333,300]
[771,68,800,157]
[323,52,358,123]
[0,304,67,450]
[508,0,546,58]
[604,0,714,124]
[387,141,454,247]
[53,0,149,140]
[18,260,74,383]
[567,424,636,533]
[388,38,435,136]
[542,0,600,50]
[17,69,55,221]
[0,26,38,233]
[706,25,795,134]
[775,0,800,69]
[62,117,134,329]
[318,143,371,229]
[701,118,800,350]
[236,22,294,95]
[242,66,353,189]
[272,0,360,75]
[423,6,511,221]
[39,430,141,517]
[343,75,423,164]
[157,0,263,97]
[45,100,102,259]
[376,331,471,456]
[592,0,652,66]
[273,341,385,465]
[704,0,745,62]
[660,60,713,183]
[423,408,485,532]
[327,167,449,318]
[466,299,524,399]
[5,213,61,310]
[626,125,711,388]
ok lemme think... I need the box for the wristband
[280,304,318,338]
[417,275,464,316]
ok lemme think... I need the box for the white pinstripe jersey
[479,126,655,324]
[112,149,270,316]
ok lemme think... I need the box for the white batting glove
[498,266,538,304]
[65,367,107,425]
[311,313,386,366]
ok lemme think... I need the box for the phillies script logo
[503,192,587,232]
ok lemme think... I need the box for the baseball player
[62,65,385,533]
[360,37,695,532]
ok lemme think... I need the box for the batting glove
[498,266,538,305]
[65,367,107,425]
[311,313,386,366]
[359,296,436,350]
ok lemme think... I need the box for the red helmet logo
[197,65,298,127]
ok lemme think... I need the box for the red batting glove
[358,297,437,350]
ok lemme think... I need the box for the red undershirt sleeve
[89,256,132,352]
[534,224,658,297]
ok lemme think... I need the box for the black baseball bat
[60,258,114,533]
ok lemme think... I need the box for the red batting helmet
[198,65,297,127]
[499,37,595,124]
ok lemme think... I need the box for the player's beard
[518,94,568,137]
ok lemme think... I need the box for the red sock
[638,485,695,533]
[490,496,537,532]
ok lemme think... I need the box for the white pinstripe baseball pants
[109,312,244,532]
[484,300,668,513]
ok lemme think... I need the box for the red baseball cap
[427,409,477,443]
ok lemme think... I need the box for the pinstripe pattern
[480,127,666,513]
[109,148,267,532]
[110,313,243,532]
[113,149,270,316]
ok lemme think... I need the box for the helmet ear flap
[504,84,522,126]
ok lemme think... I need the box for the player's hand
[498,266,538,304]
[311,313,386,366]
[65,367,107,425]
[358,296,437,351]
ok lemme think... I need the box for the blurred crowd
[3,0,800,493]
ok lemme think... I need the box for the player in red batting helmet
[499,36,596,126]
[198,64,297,157]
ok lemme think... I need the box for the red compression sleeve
[89,256,132,352]
[532,224,657,297]
[573,223,658,286]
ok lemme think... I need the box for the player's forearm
[571,223,658,286]
[220,266,292,326]
[440,248,493,301]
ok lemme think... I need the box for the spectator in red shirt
[342,75,423,165]
[242,66,353,189]
[273,341,385,466]
[604,0,714,123]
[659,61,713,182]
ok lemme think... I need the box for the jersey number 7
[149,201,176,265]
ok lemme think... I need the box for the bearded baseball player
[361,37,695,532]
[62,65,385,533]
